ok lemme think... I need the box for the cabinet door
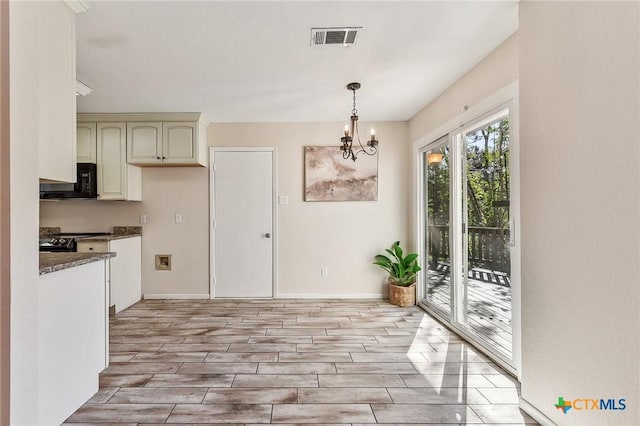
[110,237,142,313]
[162,122,198,164]
[96,123,126,200]
[37,1,76,182]
[77,123,97,163]
[127,122,162,165]
[38,261,107,425]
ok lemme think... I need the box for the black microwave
[40,163,98,199]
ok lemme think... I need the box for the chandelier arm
[342,141,353,160]
[354,120,367,152]
[352,145,378,159]
[353,120,378,156]
[357,145,379,156]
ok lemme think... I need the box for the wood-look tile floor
[64,299,536,425]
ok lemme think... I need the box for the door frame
[414,82,521,378]
[209,147,278,299]
[0,0,9,421]
[420,136,459,320]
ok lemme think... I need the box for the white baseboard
[143,293,210,300]
[519,397,556,426]
[143,293,386,300]
[277,293,385,299]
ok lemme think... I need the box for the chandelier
[340,82,378,162]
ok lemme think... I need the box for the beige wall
[210,121,410,296]
[408,33,518,142]
[40,167,210,297]
[41,120,410,297]
[519,1,639,424]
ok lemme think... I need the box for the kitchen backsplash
[113,226,143,236]
[39,227,61,237]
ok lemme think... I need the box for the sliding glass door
[462,113,513,360]
[420,106,517,368]
[424,138,452,319]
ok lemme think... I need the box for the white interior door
[211,149,274,298]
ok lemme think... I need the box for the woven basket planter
[388,279,416,307]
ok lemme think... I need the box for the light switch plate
[140,214,147,224]
[175,214,182,224]
[279,196,289,205]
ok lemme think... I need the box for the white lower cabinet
[38,260,108,425]
[77,236,142,313]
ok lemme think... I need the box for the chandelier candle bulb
[370,128,376,140]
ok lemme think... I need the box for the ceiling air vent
[311,27,362,47]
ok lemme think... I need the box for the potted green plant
[373,241,421,307]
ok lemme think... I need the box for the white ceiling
[76,1,518,123]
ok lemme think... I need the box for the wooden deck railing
[428,225,510,274]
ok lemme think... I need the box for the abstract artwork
[304,146,378,201]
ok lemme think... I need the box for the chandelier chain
[352,89,358,116]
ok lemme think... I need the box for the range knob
[58,238,67,245]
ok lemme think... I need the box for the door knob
[265,233,271,238]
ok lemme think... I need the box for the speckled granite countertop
[40,252,116,275]
[78,226,142,242]
[39,226,143,242]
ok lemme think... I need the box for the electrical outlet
[140,214,147,224]
[175,214,182,224]
[320,266,329,277]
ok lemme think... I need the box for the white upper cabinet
[128,122,197,165]
[162,122,198,164]
[127,118,207,166]
[127,122,162,164]
[96,122,142,201]
[82,113,208,168]
[77,122,97,163]
[38,1,78,182]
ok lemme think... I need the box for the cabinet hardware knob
[157,156,160,159]
[265,233,271,238]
